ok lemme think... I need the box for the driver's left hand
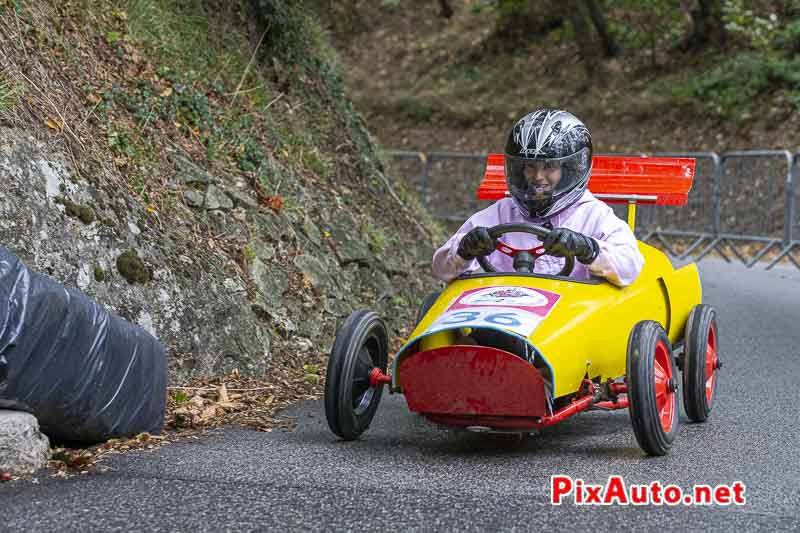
[543,228,600,265]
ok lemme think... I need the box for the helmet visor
[504,147,591,203]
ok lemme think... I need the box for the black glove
[543,228,600,265]
[457,227,497,260]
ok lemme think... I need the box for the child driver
[432,109,644,287]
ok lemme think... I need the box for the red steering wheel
[476,223,576,277]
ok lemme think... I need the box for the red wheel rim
[705,322,717,404]
[653,341,675,433]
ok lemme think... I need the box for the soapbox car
[324,154,720,456]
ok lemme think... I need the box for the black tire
[324,310,389,440]
[682,304,719,422]
[415,291,442,326]
[627,321,679,456]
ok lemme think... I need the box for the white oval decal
[460,286,548,308]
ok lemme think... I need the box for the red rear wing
[478,154,695,205]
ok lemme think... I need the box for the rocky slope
[0,1,444,382]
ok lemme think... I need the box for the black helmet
[504,109,593,219]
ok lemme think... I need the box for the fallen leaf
[218,401,244,410]
[217,383,230,404]
[261,195,284,211]
[200,405,218,421]
[189,395,205,408]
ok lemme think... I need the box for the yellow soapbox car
[325,155,720,456]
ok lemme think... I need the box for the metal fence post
[710,153,722,238]
[787,153,797,246]
[777,150,793,248]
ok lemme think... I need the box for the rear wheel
[682,304,719,422]
[627,321,679,456]
[324,310,389,440]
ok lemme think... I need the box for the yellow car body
[392,242,701,400]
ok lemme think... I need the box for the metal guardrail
[386,150,800,270]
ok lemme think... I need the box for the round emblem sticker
[461,287,548,308]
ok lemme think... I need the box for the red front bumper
[397,345,548,428]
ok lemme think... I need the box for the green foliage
[722,0,781,50]
[124,0,214,72]
[365,224,388,253]
[774,18,800,52]
[668,2,800,116]
[391,295,408,307]
[116,249,150,284]
[677,53,800,115]
[236,138,267,172]
[0,73,22,109]
[250,0,323,68]
[605,0,684,53]
[396,96,435,122]
[107,124,138,158]
[55,196,96,225]
[242,243,257,263]
[105,31,123,44]
[172,390,189,404]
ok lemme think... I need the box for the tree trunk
[438,0,453,19]
[488,1,564,53]
[245,0,269,52]
[584,0,620,58]
[563,0,603,80]
[679,0,727,50]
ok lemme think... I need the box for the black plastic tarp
[0,246,166,443]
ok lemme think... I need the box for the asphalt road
[2,260,799,532]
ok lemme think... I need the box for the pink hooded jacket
[432,191,644,286]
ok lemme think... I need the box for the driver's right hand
[457,227,497,260]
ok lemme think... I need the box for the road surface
[2,261,799,531]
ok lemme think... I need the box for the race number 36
[427,306,542,337]
[439,310,523,328]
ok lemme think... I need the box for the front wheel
[324,310,389,440]
[627,321,679,456]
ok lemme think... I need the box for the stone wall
[0,128,440,381]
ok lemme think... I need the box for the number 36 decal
[427,306,543,337]
[439,311,523,328]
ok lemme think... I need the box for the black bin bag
[0,246,167,443]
